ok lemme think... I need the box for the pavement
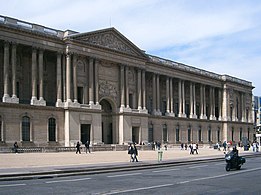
[0,146,259,181]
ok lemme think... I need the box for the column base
[209,115,216,120]
[3,95,19,103]
[119,106,132,113]
[165,112,175,117]
[56,99,64,107]
[64,99,80,108]
[152,110,162,116]
[90,103,101,110]
[139,108,148,114]
[200,115,208,120]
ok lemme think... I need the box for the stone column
[156,74,161,114]
[56,52,63,107]
[212,88,216,120]
[73,54,78,103]
[190,82,193,118]
[30,48,38,104]
[38,49,46,105]
[66,52,72,103]
[152,73,156,114]
[2,42,10,102]
[203,85,206,119]
[120,65,125,110]
[137,69,142,110]
[218,88,222,121]
[11,43,19,103]
[95,60,99,106]
[142,70,146,110]
[89,58,94,105]
[209,87,214,120]
[62,54,66,101]
[166,77,170,114]
[125,66,129,108]
[170,77,174,116]
[193,83,197,118]
[182,81,186,117]
[241,93,246,122]
[178,79,183,117]
[222,85,229,121]
[200,84,207,119]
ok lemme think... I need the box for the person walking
[85,140,91,153]
[76,141,81,154]
[128,143,134,162]
[133,143,138,162]
[13,141,19,154]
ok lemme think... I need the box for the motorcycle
[225,151,246,171]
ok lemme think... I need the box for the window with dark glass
[208,127,211,142]
[188,127,191,142]
[198,128,202,142]
[22,116,30,141]
[48,118,56,142]
[163,124,167,143]
[176,127,179,142]
[148,124,153,143]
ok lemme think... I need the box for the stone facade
[0,15,254,147]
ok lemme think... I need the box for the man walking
[76,141,81,154]
[85,140,91,153]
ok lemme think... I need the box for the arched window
[48,118,56,142]
[22,116,30,141]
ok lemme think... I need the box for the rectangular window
[176,127,179,142]
[188,128,191,142]
[163,125,167,143]
[208,128,211,142]
[148,125,153,143]
[22,116,30,141]
[240,128,243,141]
[198,129,202,142]
[232,128,234,142]
[77,87,83,104]
[129,94,133,109]
[217,129,220,142]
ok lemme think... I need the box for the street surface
[1,156,261,194]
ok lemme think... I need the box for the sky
[1,0,261,95]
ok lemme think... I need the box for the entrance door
[132,127,140,144]
[81,124,90,144]
[100,99,114,144]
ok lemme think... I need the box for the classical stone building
[0,15,254,147]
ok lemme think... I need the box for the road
[1,156,261,195]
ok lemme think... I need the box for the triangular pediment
[70,28,146,58]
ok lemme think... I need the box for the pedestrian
[13,141,19,154]
[133,143,138,162]
[193,143,198,154]
[76,141,81,154]
[223,141,227,152]
[189,144,193,154]
[128,143,134,162]
[181,143,184,150]
[185,143,188,150]
[85,140,91,153]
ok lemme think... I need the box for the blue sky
[1,0,261,95]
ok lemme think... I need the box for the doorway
[100,99,114,144]
[132,127,140,144]
[81,124,90,144]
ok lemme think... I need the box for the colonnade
[1,41,251,123]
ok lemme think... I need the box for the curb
[0,153,260,181]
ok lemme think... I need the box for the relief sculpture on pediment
[81,33,136,55]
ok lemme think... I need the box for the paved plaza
[0,146,255,179]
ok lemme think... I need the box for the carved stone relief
[77,32,137,56]
[99,80,118,103]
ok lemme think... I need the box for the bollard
[158,150,163,162]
